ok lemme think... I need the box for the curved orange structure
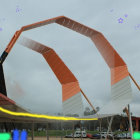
[18,37,80,101]
[0,16,129,84]
[17,36,85,115]
[0,16,137,115]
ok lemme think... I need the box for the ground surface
[28,137,87,140]
[27,137,131,140]
[28,137,89,140]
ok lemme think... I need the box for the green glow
[0,133,11,140]
[133,132,140,140]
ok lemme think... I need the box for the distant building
[132,116,140,131]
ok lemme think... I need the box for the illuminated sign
[133,132,140,140]
[0,133,10,140]
[0,129,27,140]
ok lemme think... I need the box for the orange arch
[1,16,129,86]
[18,36,81,102]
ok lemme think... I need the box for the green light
[133,132,140,140]
[0,133,11,140]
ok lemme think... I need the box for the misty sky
[0,0,140,116]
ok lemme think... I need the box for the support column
[107,117,114,140]
[46,123,49,140]
[105,116,114,140]
[72,121,75,140]
[128,104,133,139]
[61,121,63,140]
[99,119,102,139]
[12,123,15,130]
[31,122,34,140]
[80,121,82,140]
[3,123,8,132]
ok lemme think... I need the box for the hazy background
[0,0,140,116]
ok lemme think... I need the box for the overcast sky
[0,0,140,116]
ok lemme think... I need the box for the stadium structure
[0,16,140,139]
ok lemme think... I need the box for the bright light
[133,132,140,140]
[0,107,98,121]
[0,133,11,140]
